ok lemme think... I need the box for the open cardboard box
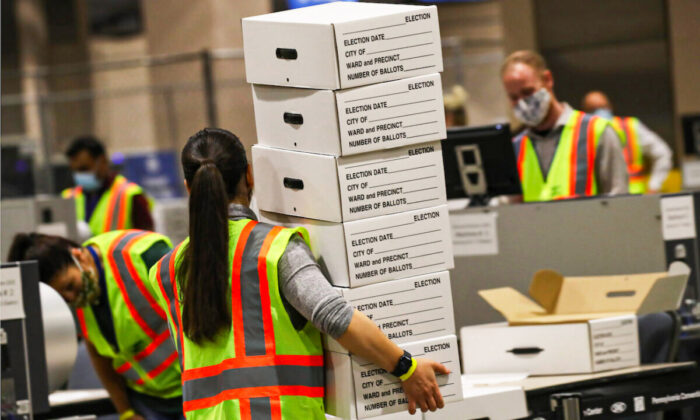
[479,261,690,325]
[461,263,689,375]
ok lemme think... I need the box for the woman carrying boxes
[149,128,448,419]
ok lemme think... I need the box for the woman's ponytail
[180,162,230,343]
[178,128,248,344]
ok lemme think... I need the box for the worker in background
[150,128,448,419]
[62,136,154,239]
[8,231,182,420]
[582,91,673,194]
[501,51,629,202]
[444,85,469,127]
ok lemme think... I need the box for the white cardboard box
[261,205,454,288]
[460,315,640,375]
[253,142,446,223]
[324,272,455,353]
[424,378,527,420]
[252,73,446,156]
[325,335,462,419]
[242,2,443,90]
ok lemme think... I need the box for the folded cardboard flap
[480,263,689,325]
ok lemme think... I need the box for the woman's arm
[85,341,145,420]
[336,310,449,414]
[279,237,449,414]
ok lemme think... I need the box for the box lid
[479,262,689,325]
[243,2,429,25]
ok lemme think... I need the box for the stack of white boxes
[242,3,461,419]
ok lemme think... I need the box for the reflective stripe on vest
[613,116,646,194]
[76,231,179,393]
[513,111,601,201]
[156,221,324,419]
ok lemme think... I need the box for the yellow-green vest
[77,230,181,399]
[62,175,145,236]
[150,219,325,420]
[513,110,609,202]
[610,116,646,194]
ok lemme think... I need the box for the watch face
[392,351,413,376]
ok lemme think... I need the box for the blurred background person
[62,136,154,239]
[582,90,673,194]
[444,85,469,127]
[501,50,629,202]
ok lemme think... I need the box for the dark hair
[7,233,80,283]
[66,135,106,159]
[179,128,248,344]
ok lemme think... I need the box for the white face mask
[513,88,551,127]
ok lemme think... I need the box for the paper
[450,212,499,256]
[661,195,697,240]
[682,160,700,188]
[1,266,25,321]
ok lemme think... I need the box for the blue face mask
[592,108,614,120]
[73,171,101,192]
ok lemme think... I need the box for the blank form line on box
[387,99,436,109]
[413,329,447,337]
[405,65,437,72]
[404,186,438,194]
[350,221,414,236]
[368,42,434,55]
[349,289,415,303]
[344,90,409,104]
[344,156,410,170]
[404,120,438,129]
[376,240,442,255]
[396,296,442,306]
[407,131,440,139]
[394,229,441,239]
[410,317,445,326]
[384,31,432,41]
[369,109,437,123]
[411,251,444,259]
[407,197,441,205]
[387,164,436,175]
[375,307,442,321]
[413,262,444,270]
[401,53,436,62]
[342,22,406,36]
[370,175,437,188]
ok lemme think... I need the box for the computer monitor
[441,123,521,205]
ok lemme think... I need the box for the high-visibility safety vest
[76,230,182,399]
[513,110,609,202]
[62,175,145,236]
[610,116,646,194]
[151,219,325,419]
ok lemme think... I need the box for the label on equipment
[336,73,446,155]
[450,212,499,256]
[0,266,25,321]
[661,195,697,240]
[337,142,447,221]
[343,205,454,287]
[325,272,454,352]
[351,335,462,418]
[334,7,442,88]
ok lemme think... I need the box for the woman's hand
[401,358,450,414]
[125,414,145,420]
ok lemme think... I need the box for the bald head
[582,91,612,113]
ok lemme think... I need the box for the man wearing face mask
[62,136,154,238]
[502,51,629,202]
[7,231,183,420]
[581,90,673,194]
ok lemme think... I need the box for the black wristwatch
[390,350,413,378]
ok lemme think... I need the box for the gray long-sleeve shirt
[522,103,629,195]
[634,120,673,191]
[230,204,354,339]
